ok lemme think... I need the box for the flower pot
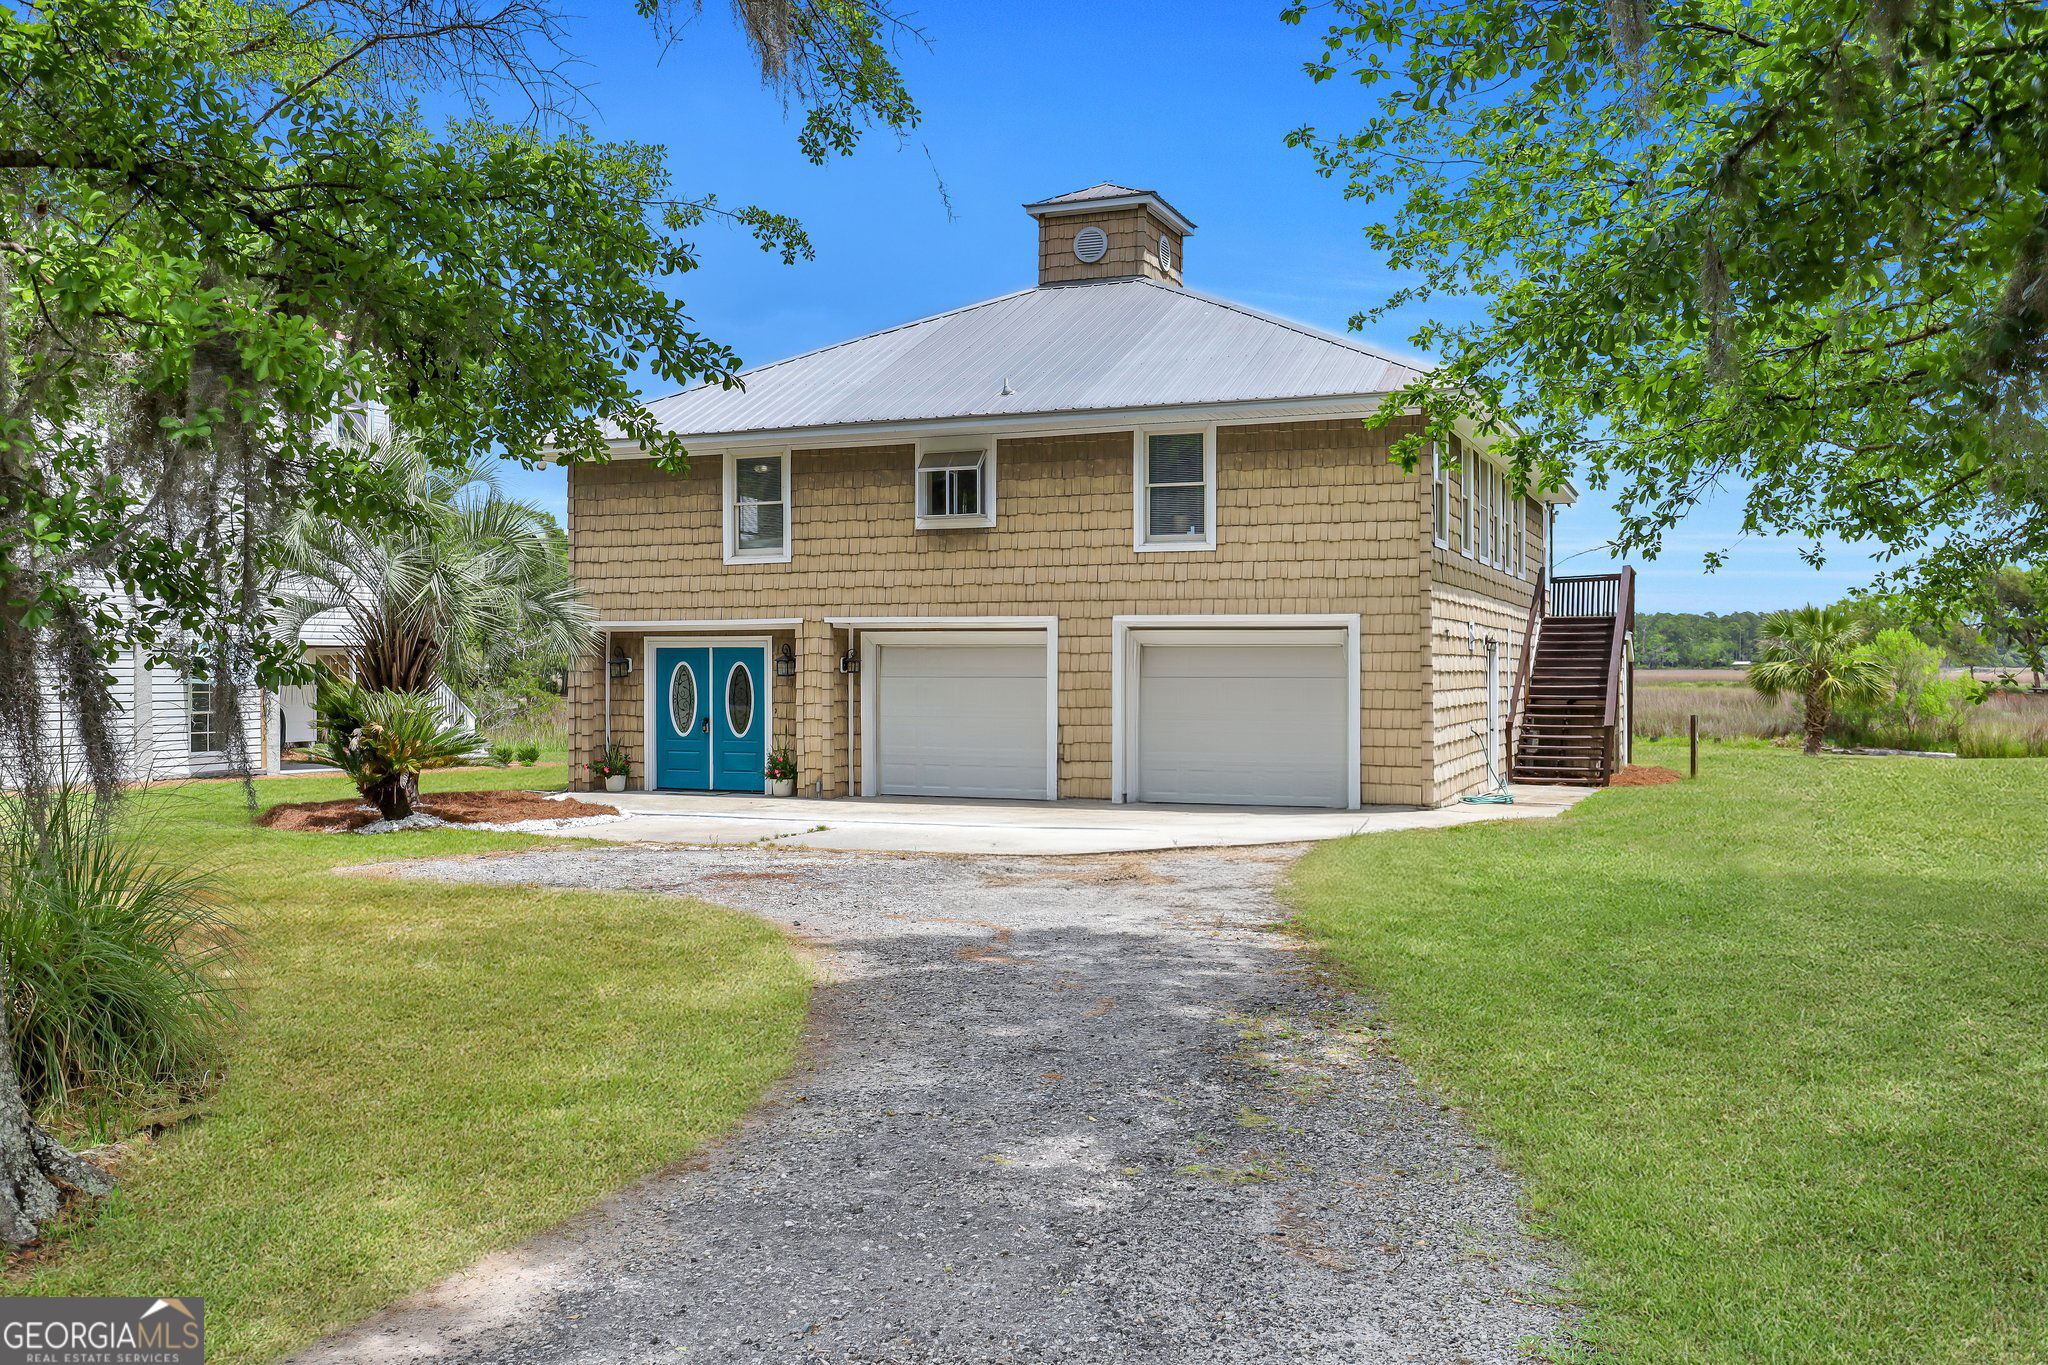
[771,778,795,798]
[604,775,627,793]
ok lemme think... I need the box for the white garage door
[1135,643,1349,807]
[875,642,1049,799]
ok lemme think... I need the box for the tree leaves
[1293,0,2048,606]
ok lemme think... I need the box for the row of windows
[721,431,1220,564]
[1430,438,1534,578]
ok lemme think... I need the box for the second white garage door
[874,642,1049,799]
[1134,642,1350,807]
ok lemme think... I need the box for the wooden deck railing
[1598,567,1637,779]
[1548,572,1624,618]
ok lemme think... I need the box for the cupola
[1023,183,1193,287]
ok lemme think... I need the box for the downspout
[602,628,612,753]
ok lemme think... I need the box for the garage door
[1135,642,1349,806]
[875,642,1049,799]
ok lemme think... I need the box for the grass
[1637,681,2048,756]
[1286,742,2048,1363]
[8,762,808,1364]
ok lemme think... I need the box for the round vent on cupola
[1072,225,1108,263]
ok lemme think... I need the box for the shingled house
[564,183,1631,808]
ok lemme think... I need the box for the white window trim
[186,677,223,757]
[1431,443,1449,549]
[1459,441,1476,559]
[912,438,997,530]
[1133,425,1218,553]
[722,450,793,565]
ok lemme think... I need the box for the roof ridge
[640,285,1043,408]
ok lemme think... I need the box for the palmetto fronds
[1747,607,1890,754]
[271,434,594,695]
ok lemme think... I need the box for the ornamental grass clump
[307,680,490,820]
[0,788,240,1114]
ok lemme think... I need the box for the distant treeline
[1639,609,2020,669]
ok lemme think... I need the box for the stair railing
[1505,566,1546,774]
[1600,565,1637,781]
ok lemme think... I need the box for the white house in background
[40,601,471,784]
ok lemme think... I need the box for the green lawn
[11,764,808,1364]
[1286,742,2048,1363]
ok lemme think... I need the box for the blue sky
[493,0,1884,614]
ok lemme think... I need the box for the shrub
[307,680,490,819]
[489,742,515,767]
[0,790,240,1113]
[765,746,797,783]
[514,743,540,766]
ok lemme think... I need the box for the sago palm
[1748,607,1890,754]
[306,681,490,820]
[272,435,594,695]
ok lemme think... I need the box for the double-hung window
[1431,443,1449,548]
[1135,429,1214,550]
[1458,439,1476,558]
[188,677,221,754]
[915,446,994,528]
[724,451,791,563]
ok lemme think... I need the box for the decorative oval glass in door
[668,661,697,734]
[725,662,754,737]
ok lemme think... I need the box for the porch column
[797,618,846,796]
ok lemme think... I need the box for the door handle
[700,718,711,735]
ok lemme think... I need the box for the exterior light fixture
[774,643,798,678]
[607,653,633,680]
[838,648,859,675]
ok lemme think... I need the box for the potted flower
[591,742,632,793]
[765,746,797,798]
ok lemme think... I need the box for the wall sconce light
[838,648,859,675]
[774,643,798,678]
[608,653,633,680]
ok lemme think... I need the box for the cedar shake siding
[566,420,1547,806]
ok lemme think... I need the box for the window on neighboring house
[1431,444,1449,548]
[188,678,221,754]
[725,452,790,562]
[915,448,993,527]
[1137,430,1213,549]
[1516,495,1529,577]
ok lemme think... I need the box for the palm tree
[1748,607,1890,754]
[273,436,594,699]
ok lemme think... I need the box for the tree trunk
[0,965,111,1246]
[364,771,418,820]
[1803,688,1830,755]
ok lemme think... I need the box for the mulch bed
[1608,764,1682,787]
[257,789,618,833]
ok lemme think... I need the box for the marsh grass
[1637,682,2048,756]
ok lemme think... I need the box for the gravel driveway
[298,844,1568,1365]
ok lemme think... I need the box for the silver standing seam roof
[629,277,1428,443]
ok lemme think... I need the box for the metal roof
[630,277,1428,443]
[1021,183,1196,234]
[1029,181,1148,206]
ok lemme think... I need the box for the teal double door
[653,644,767,792]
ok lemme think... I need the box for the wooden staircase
[1508,569,1636,787]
